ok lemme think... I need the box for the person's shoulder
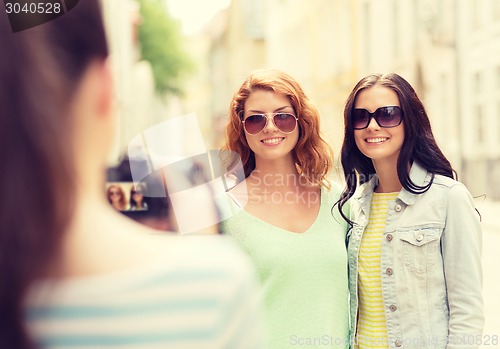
[432,174,459,187]
[322,180,343,200]
[171,235,256,275]
[431,175,470,194]
[138,232,251,260]
[27,236,259,337]
[425,175,476,205]
[101,216,253,276]
[320,181,351,227]
[162,236,260,306]
[113,233,258,294]
[176,235,249,259]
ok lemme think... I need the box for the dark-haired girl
[337,73,483,349]
[129,184,148,211]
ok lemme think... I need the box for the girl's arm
[441,183,484,349]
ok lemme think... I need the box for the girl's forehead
[244,90,293,111]
[355,86,400,108]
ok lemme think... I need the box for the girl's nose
[262,115,278,133]
[366,115,380,131]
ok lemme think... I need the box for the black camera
[106,155,176,232]
[106,151,229,234]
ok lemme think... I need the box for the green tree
[137,0,192,95]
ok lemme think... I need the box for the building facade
[181,0,500,199]
[101,0,156,163]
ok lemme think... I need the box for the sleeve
[441,183,484,349]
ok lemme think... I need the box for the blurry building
[101,0,156,164]
[264,0,360,169]
[179,0,500,199]
[341,0,500,199]
[455,0,500,199]
[354,0,461,175]
[225,0,266,89]
[178,0,266,150]
[180,9,231,150]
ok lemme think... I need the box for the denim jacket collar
[397,162,431,205]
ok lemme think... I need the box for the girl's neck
[372,159,402,193]
[250,157,300,191]
[254,156,297,175]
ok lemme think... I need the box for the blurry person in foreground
[0,1,261,348]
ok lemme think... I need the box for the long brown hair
[221,69,333,188]
[0,2,108,347]
[107,184,127,210]
[336,73,454,225]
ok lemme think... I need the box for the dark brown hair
[0,2,108,347]
[336,73,454,224]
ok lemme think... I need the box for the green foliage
[137,0,192,95]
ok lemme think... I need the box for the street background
[101,0,500,344]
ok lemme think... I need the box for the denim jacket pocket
[398,228,442,273]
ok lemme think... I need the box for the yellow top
[356,192,399,349]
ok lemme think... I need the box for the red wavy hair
[221,69,333,188]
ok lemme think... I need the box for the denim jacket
[347,162,484,349]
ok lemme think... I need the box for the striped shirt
[25,236,262,349]
[356,192,399,349]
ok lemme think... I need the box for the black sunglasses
[242,113,298,135]
[352,106,403,130]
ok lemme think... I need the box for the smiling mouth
[261,137,285,145]
[365,137,389,143]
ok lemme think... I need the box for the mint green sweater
[219,186,350,348]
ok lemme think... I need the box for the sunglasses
[109,191,121,196]
[242,113,298,135]
[352,106,403,130]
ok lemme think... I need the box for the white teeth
[262,137,284,144]
[366,137,388,143]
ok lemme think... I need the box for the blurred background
[101,0,499,341]
[102,0,500,201]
